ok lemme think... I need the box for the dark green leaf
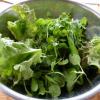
[47,72,65,87]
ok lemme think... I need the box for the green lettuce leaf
[88,36,100,70]
[8,4,37,40]
[0,35,42,79]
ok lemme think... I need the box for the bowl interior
[0,0,100,99]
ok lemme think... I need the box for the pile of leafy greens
[0,4,100,98]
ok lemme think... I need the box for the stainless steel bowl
[0,0,100,100]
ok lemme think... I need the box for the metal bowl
[0,0,100,100]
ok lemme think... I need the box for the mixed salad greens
[0,4,100,98]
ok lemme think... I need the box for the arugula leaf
[58,59,68,65]
[51,61,56,71]
[63,68,77,92]
[38,81,46,95]
[45,75,57,84]
[67,36,81,66]
[48,84,61,97]
[69,54,80,66]
[46,72,65,87]
[31,78,38,92]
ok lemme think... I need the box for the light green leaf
[80,17,88,26]
[38,81,46,95]
[8,20,26,40]
[63,68,77,92]
[58,59,68,65]
[49,84,61,97]
[69,54,80,66]
[12,4,36,20]
[31,78,38,92]
[14,49,42,80]
[51,61,56,71]
[14,60,34,80]
[45,75,57,84]
[0,35,42,79]
[88,36,100,70]
[8,4,37,40]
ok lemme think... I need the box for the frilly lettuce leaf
[8,4,37,40]
[0,34,42,79]
[88,36,100,70]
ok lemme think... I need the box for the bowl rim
[0,0,100,100]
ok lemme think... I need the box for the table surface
[0,0,100,100]
[0,0,100,13]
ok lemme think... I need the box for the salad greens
[0,34,42,81]
[88,36,100,70]
[0,4,100,98]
